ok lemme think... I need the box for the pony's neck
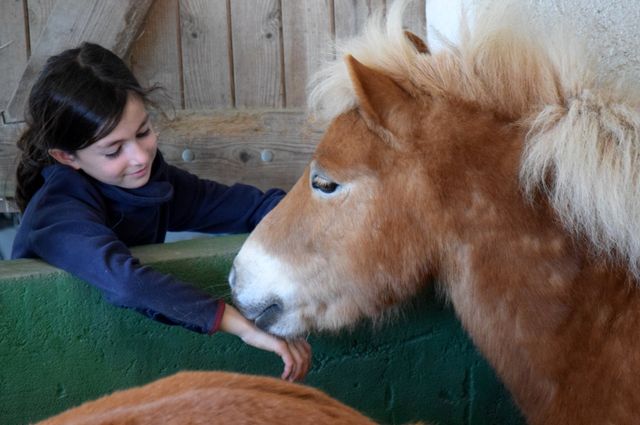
[423,107,640,423]
[443,194,639,424]
[444,227,575,418]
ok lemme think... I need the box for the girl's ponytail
[15,127,53,212]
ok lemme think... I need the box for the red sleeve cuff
[208,300,226,335]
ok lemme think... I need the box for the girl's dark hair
[15,42,157,212]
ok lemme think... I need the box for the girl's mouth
[129,166,148,177]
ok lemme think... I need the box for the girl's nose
[129,141,149,165]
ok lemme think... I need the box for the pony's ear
[404,30,429,54]
[346,54,416,140]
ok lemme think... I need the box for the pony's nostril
[254,302,283,332]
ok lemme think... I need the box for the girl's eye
[311,174,340,194]
[136,128,151,138]
[105,146,122,158]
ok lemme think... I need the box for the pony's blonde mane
[309,0,640,279]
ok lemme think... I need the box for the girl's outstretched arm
[219,304,312,382]
[165,162,285,234]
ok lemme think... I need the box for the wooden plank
[0,122,25,201]
[280,0,306,108]
[26,0,57,46]
[130,0,182,111]
[155,109,323,191]
[5,0,154,123]
[0,1,28,115]
[231,0,284,108]
[334,0,385,43]
[281,0,334,108]
[180,0,232,109]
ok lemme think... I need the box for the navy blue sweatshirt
[12,152,284,334]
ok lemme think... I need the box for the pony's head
[229,56,445,336]
[230,0,640,338]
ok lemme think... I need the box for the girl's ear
[48,149,80,169]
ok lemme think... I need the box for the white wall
[425,0,471,51]
[425,0,640,82]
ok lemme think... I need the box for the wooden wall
[129,0,426,110]
[0,0,426,211]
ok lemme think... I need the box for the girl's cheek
[150,133,159,149]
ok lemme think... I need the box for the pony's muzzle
[231,289,285,333]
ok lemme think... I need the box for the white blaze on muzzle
[230,238,306,336]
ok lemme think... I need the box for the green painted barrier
[0,235,524,425]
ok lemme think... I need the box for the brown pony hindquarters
[36,371,381,425]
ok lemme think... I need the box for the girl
[11,42,310,381]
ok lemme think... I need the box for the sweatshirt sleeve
[22,192,225,335]
[165,164,285,234]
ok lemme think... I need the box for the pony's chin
[261,315,309,339]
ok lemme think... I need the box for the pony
[35,371,379,425]
[230,1,640,424]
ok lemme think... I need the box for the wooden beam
[4,0,153,123]
[155,109,323,191]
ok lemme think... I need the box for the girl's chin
[121,174,150,189]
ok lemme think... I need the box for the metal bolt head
[182,149,195,162]
[260,150,274,163]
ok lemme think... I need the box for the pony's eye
[311,175,339,194]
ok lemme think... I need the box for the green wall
[0,235,524,425]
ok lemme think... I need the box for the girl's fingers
[280,355,294,380]
[273,340,295,380]
[286,341,304,381]
[298,339,312,359]
[227,310,312,381]
[287,338,312,381]
[295,340,311,379]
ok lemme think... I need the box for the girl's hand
[219,303,312,381]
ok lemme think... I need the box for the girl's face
[62,94,158,189]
